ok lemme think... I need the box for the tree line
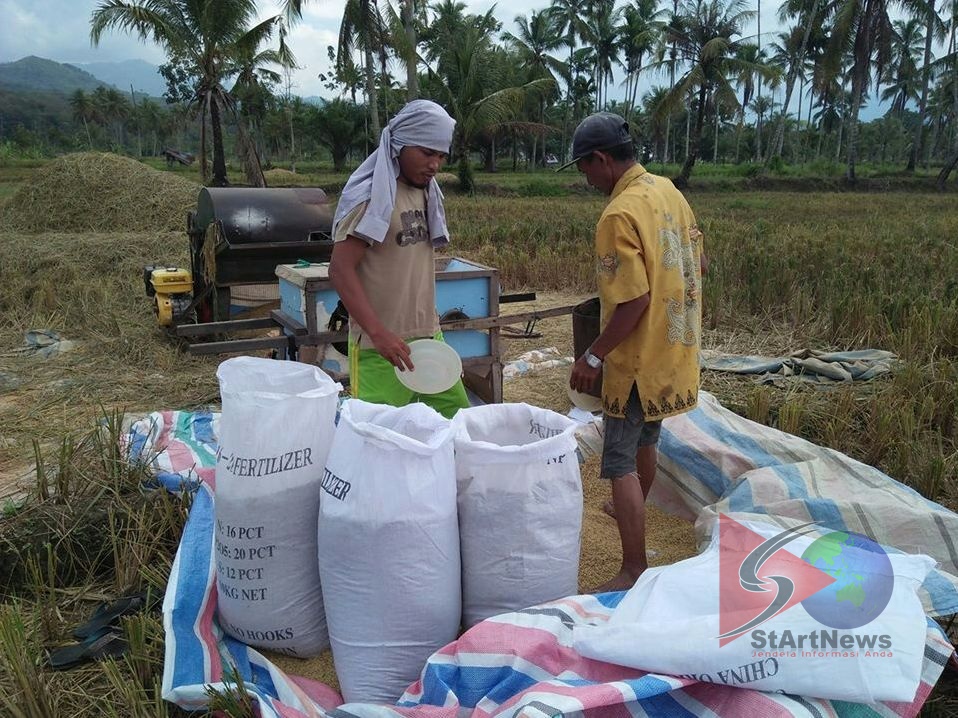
[7,0,955,189]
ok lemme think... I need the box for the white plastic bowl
[395,339,463,395]
[567,385,603,413]
[566,367,603,413]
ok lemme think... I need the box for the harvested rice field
[0,153,956,715]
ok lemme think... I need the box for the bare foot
[592,567,645,593]
[602,499,615,518]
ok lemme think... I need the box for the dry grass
[0,231,220,475]
[263,168,300,185]
[0,411,188,716]
[0,153,198,233]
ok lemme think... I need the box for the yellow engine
[144,266,194,327]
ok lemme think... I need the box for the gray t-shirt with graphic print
[333,180,439,349]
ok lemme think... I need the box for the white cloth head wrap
[331,99,456,246]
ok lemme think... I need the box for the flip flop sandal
[48,627,127,670]
[72,592,149,639]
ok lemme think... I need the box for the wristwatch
[584,350,604,369]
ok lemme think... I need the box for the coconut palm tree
[503,10,566,166]
[420,0,497,62]
[812,74,846,157]
[379,0,421,101]
[925,74,954,160]
[337,0,390,142]
[137,98,166,156]
[422,19,555,191]
[583,2,623,110]
[549,0,587,101]
[768,0,828,160]
[661,0,682,162]
[568,47,599,121]
[550,0,591,159]
[91,0,291,186]
[766,27,804,158]
[658,0,771,185]
[936,2,958,187]
[618,0,666,122]
[502,12,567,85]
[642,85,672,159]
[231,37,284,171]
[882,18,924,117]
[905,0,947,170]
[821,0,897,181]
[732,42,759,160]
[69,89,96,149]
[90,86,130,146]
[749,93,775,155]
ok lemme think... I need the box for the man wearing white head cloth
[329,99,469,418]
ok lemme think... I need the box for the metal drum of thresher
[188,187,335,321]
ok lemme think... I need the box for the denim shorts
[600,383,662,479]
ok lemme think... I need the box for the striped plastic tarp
[654,392,958,617]
[126,404,957,718]
[126,410,218,491]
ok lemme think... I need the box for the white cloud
[282,24,340,96]
[0,0,168,64]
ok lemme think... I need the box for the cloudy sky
[0,0,787,102]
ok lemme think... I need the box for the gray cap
[556,112,633,171]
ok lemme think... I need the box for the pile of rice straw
[0,152,198,233]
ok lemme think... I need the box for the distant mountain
[0,56,333,110]
[0,56,107,94]
[76,59,167,98]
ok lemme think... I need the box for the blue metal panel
[436,277,490,319]
[436,262,493,358]
[279,277,339,328]
[280,259,495,359]
[444,330,490,357]
[279,278,305,324]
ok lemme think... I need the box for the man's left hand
[570,357,602,394]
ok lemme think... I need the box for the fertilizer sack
[452,403,582,627]
[214,357,340,657]
[573,515,935,703]
[318,399,460,703]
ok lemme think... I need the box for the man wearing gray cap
[564,112,705,591]
[329,99,469,418]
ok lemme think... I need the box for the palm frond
[90,0,175,48]
[701,36,731,62]
[280,0,307,24]
[469,78,555,134]
[233,16,281,61]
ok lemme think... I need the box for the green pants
[348,335,470,419]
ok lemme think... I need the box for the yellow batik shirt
[595,163,704,419]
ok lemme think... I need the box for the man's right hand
[371,329,414,372]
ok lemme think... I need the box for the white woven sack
[214,357,341,657]
[574,517,935,703]
[453,403,582,628]
[318,399,460,703]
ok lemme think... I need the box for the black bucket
[572,297,602,397]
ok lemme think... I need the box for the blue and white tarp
[125,391,958,718]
